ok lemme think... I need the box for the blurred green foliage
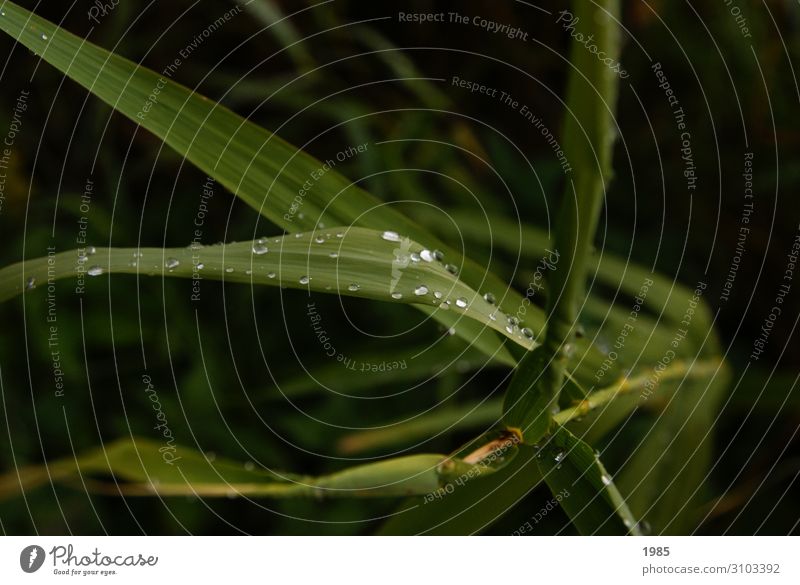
[0,0,798,534]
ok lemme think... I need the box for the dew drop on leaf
[381,230,401,242]
[87,265,103,276]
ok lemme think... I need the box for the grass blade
[537,425,641,535]
[0,228,534,352]
[0,1,540,357]
[0,437,508,500]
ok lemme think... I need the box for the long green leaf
[0,437,507,500]
[0,228,534,355]
[0,1,540,355]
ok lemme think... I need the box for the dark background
[0,0,798,534]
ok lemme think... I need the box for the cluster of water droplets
[376,232,537,342]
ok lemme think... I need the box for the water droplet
[381,230,401,242]
[445,263,458,275]
[336,232,344,238]
[483,292,496,304]
[554,451,566,463]
[414,285,429,296]
[299,275,310,285]
[489,312,498,321]
[252,243,269,255]
[225,267,234,273]
[245,269,252,275]
[505,324,514,334]
[420,249,434,262]
[25,276,36,290]
[455,297,468,308]
[391,292,402,299]
[87,245,96,255]
[196,263,205,270]
[433,291,443,300]
[87,265,103,276]
[314,236,325,244]
[165,257,180,270]
[433,250,444,261]
[508,316,520,327]
[410,252,420,262]
[522,327,534,339]
[447,327,456,336]
[348,283,360,292]
[601,474,612,486]
[41,33,48,40]
[329,252,338,258]
[295,232,304,238]
[267,271,276,279]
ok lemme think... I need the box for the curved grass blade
[0,228,533,353]
[537,425,641,535]
[0,1,541,355]
[339,357,723,454]
[0,437,506,500]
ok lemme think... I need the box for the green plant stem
[503,0,621,441]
